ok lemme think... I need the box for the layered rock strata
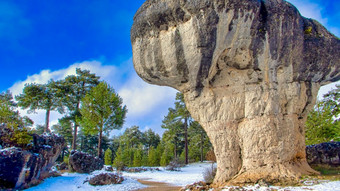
[131,0,340,185]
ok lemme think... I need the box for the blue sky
[0,0,339,136]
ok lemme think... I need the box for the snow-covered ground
[26,162,340,191]
[25,172,146,191]
[123,162,212,186]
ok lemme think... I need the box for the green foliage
[0,91,33,149]
[133,145,143,167]
[188,121,211,162]
[119,126,144,148]
[63,155,69,165]
[59,68,100,150]
[142,153,149,166]
[78,81,127,157]
[160,143,174,166]
[144,128,161,150]
[79,82,127,136]
[161,92,191,164]
[304,26,313,35]
[113,146,125,170]
[52,117,73,147]
[305,85,340,145]
[16,80,64,132]
[104,148,113,165]
[148,146,158,166]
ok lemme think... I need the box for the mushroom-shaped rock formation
[131,0,340,185]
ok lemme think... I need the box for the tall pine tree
[78,82,127,158]
[59,68,100,150]
[16,80,64,132]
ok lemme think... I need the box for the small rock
[88,173,124,185]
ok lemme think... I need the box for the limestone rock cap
[131,0,340,94]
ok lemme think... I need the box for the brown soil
[135,179,182,191]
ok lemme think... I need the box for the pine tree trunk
[98,129,103,158]
[45,109,50,133]
[72,102,80,150]
[184,117,188,164]
[72,124,78,150]
[200,131,204,162]
[174,142,177,158]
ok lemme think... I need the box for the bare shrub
[203,163,217,184]
[166,158,184,171]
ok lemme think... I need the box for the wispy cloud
[9,59,177,135]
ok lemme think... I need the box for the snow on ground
[123,162,214,186]
[223,181,340,191]
[25,162,340,191]
[25,172,146,191]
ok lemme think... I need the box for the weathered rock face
[69,150,103,173]
[306,142,340,166]
[0,134,65,189]
[131,0,340,185]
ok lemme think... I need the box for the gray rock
[69,150,103,173]
[131,0,340,185]
[306,142,340,166]
[87,173,124,186]
[0,134,65,189]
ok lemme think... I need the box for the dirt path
[136,179,182,191]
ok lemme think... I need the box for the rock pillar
[131,0,340,185]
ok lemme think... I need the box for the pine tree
[155,143,164,166]
[104,148,113,165]
[113,146,124,170]
[142,152,149,166]
[0,91,33,149]
[162,92,191,164]
[148,146,158,166]
[133,145,143,167]
[160,143,174,166]
[78,82,127,158]
[16,80,64,132]
[305,85,340,145]
[59,68,100,150]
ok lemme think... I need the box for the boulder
[306,142,340,166]
[69,150,103,173]
[87,173,124,186]
[131,0,340,185]
[0,133,65,189]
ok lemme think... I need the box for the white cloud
[10,60,117,95]
[9,59,177,135]
[119,74,177,118]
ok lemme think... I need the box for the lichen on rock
[131,0,340,186]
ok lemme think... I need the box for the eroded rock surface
[131,0,340,185]
[0,134,65,189]
[69,150,103,173]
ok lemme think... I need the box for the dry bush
[203,163,217,184]
[166,158,184,171]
